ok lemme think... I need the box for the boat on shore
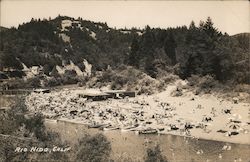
[139,128,158,134]
[102,126,120,131]
[121,124,140,132]
[88,123,109,129]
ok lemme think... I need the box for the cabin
[33,89,50,93]
[80,90,136,101]
[104,90,136,98]
[82,93,112,101]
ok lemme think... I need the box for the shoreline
[26,81,250,146]
[45,118,250,145]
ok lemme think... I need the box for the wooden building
[104,90,136,98]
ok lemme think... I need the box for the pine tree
[140,26,155,71]
[164,31,177,65]
[178,17,224,79]
[128,37,140,67]
[189,21,196,30]
[212,35,234,81]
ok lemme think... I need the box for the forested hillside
[0,16,249,84]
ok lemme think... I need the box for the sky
[0,0,249,35]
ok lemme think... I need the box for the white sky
[0,0,249,35]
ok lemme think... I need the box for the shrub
[64,69,77,78]
[199,75,218,90]
[88,66,166,95]
[0,97,69,162]
[0,97,27,135]
[6,78,26,89]
[136,75,161,95]
[61,75,78,85]
[25,77,41,88]
[75,133,111,162]
[187,75,200,87]
[44,76,62,87]
[187,75,218,94]
[145,145,168,162]
[160,74,178,84]
[24,113,46,140]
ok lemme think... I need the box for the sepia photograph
[0,0,249,161]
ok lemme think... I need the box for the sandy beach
[25,80,250,145]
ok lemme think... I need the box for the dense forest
[0,16,249,84]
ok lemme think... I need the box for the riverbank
[45,119,250,162]
[26,80,250,145]
[45,115,250,145]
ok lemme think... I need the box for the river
[45,120,250,162]
[1,93,249,162]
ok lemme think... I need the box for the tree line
[0,16,249,84]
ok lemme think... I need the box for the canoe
[121,126,139,132]
[103,127,120,131]
[139,128,158,134]
[88,124,109,129]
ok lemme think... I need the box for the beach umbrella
[229,124,240,130]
